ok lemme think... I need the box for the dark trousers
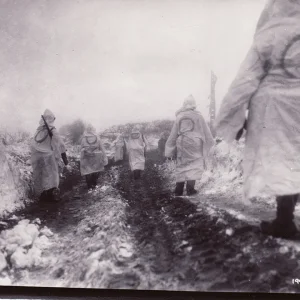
[85,172,100,189]
[275,194,299,223]
[133,170,142,180]
[261,193,299,238]
[40,187,59,202]
[175,180,195,196]
[114,160,123,166]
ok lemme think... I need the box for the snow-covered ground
[160,139,300,259]
[0,141,33,217]
[9,176,143,289]
[160,138,275,206]
[0,217,54,285]
[2,134,300,291]
[0,136,140,287]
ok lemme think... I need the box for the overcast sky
[0,0,266,133]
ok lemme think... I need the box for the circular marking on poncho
[34,128,51,143]
[178,117,195,134]
[281,35,300,79]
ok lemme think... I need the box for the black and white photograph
[1,0,300,294]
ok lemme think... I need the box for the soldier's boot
[186,180,198,196]
[175,182,185,196]
[260,194,298,239]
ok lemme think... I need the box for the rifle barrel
[42,115,53,138]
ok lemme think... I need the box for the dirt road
[5,151,300,293]
[115,150,300,293]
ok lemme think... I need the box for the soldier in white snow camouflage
[80,126,108,189]
[30,109,68,201]
[165,95,215,196]
[215,0,300,238]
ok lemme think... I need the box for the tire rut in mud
[116,151,176,276]
[115,150,300,292]
[3,150,300,292]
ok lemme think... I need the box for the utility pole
[210,70,217,137]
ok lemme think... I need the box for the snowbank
[20,181,142,289]
[0,141,33,217]
[199,140,244,197]
[69,184,139,288]
[0,218,54,284]
[201,140,275,205]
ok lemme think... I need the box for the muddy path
[14,159,87,233]
[3,149,300,292]
[9,158,116,233]
[0,157,84,232]
[115,150,300,293]
[8,159,141,288]
[116,152,175,275]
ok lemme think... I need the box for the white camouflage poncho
[124,127,146,171]
[30,109,66,196]
[166,95,215,182]
[215,0,300,200]
[80,130,108,176]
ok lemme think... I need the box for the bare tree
[59,119,87,145]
